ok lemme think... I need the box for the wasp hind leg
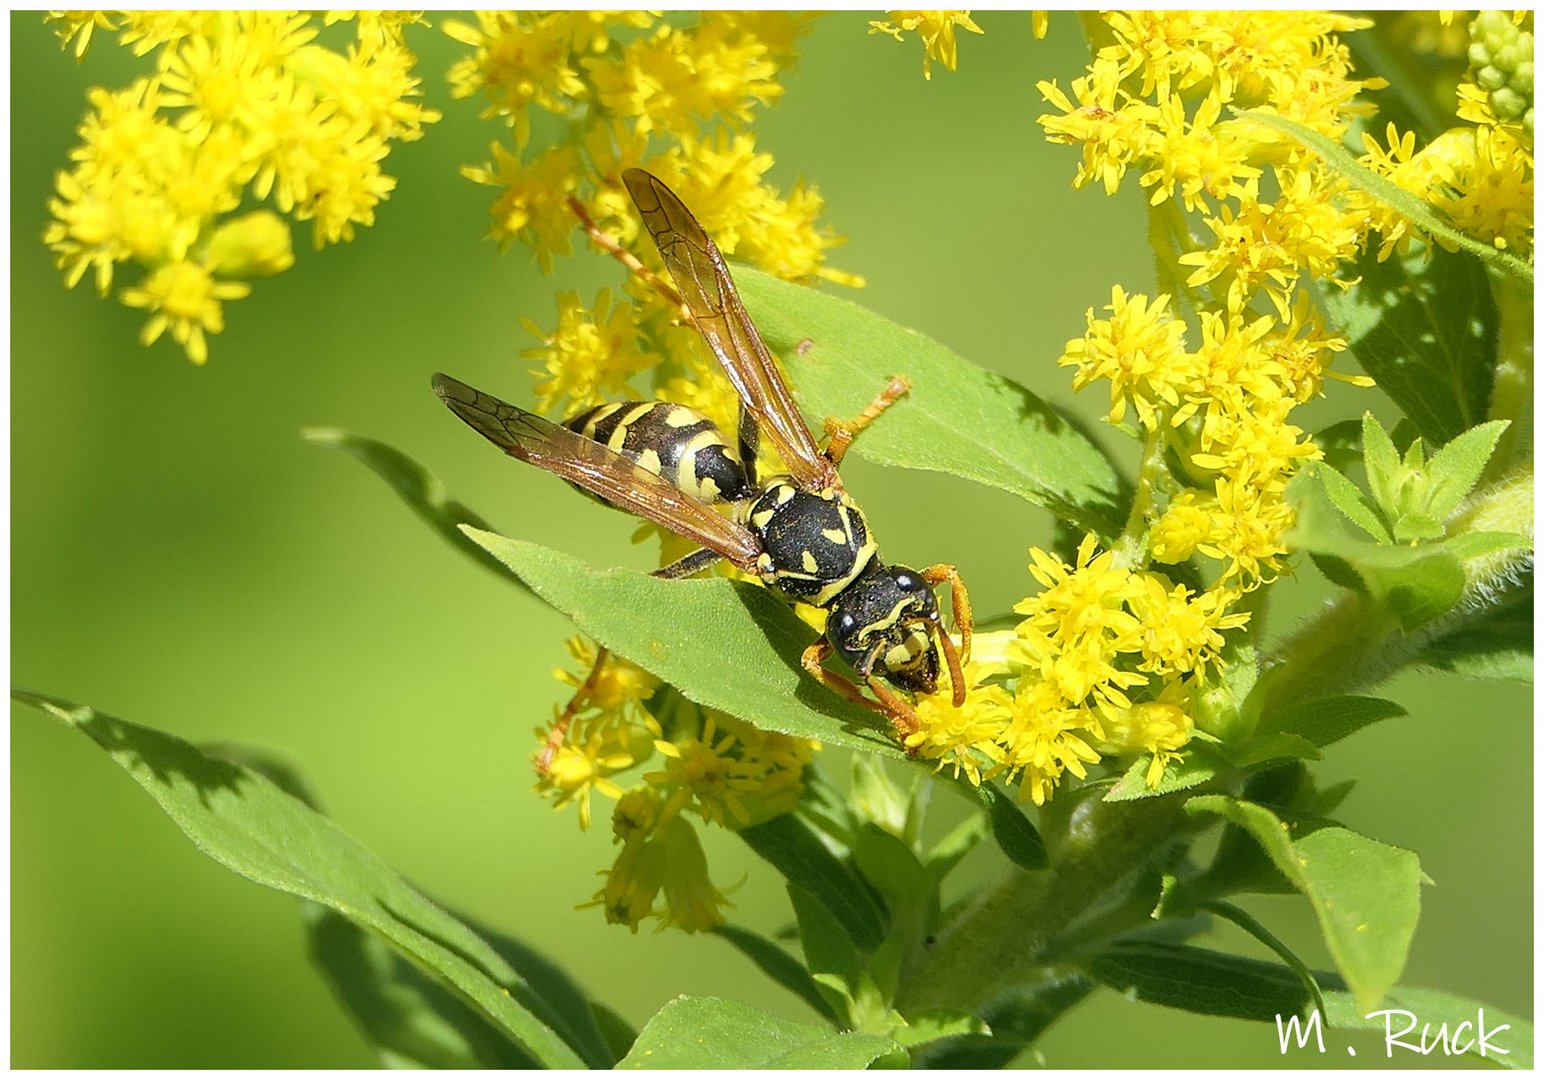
[822,375,911,468]
[801,640,922,745]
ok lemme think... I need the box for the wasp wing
[432,373,763,573]
[622,168,837,492]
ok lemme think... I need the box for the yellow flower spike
[1096,684,1196,789]
[1150,491,1217,566]
[1125,574,1250,676]
[904,661,1014,786]
[869,11,984,79]
[992,683,1103,807]
[45,10,120,59]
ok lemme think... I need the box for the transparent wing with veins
[432,373,763,573]
[621,168,838,493]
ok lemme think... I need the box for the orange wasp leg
[920,562,973,672]
[822,375,911,468]
[801,640,922,744]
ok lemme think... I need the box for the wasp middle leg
[823,374,911,467]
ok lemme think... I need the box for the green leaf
[303,904,538,1069]
[1186,796,1421,1013]
[787,883,863,1004]
[1361,413,1402,514]
[710,924,838,1023]
[739,814,888,953]
[1228,732,1322,769]
[1240,109,1532,285]
[1104,741,1226,801]
[1085,940,1320,1021]
[616,996,900,1069]
[13,690,587,1069]
[957,778,1048,869]
[462,530,900,754]
[736,268,1128,537]
[1258,695,1407,749]
[1425,421,1510,520]
[1314,462,1389,541]
[302,429,525,589]
[1324,986,1532,1069]
[1327,246,1500,447]
[886,1010,988,1049]
[924,810,990,881]
[1289,471,1470,630]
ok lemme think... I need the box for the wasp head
[827,562,942,694]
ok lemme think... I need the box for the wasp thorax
[827,562,942,694]
[747,481,879,605]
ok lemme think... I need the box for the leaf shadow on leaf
[20,692,247,809]
[723,580,904,751]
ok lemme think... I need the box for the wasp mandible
[434,169,972,749]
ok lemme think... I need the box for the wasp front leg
[921,562,973,667]
[801,639,921,744]
[822,375,911,468]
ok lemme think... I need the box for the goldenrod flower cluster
[540,637,812,932]
[43,11,439,364]
[445,11,857,426]
[894,13,1402,803]
[1362,12,1534,261]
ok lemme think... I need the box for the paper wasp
[433,169,971,753]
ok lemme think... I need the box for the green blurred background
[12,12,1531,1068]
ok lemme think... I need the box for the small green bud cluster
[1468,10,1534,141]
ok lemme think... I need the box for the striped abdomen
[564,401,752,505]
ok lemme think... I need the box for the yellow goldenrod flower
[1096,683,1195,789]
[120,260,250,366]
[591,833,666,932]
[46,11,120,59]
[869,11,984,79]
[523,289,660,415]
[1059,286,1192,429]
[655,816,733,932]
[904,661,1014,785]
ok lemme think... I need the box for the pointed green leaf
[1186,796,1421,1012]
[1104,741,1226,801]
[739,814,888,953]
[1428,420,1510,520]
[924,811,990,881]
[616,996,900,1069]
[13,690,586,1069]
[1229,732,1322,769]
[955,778,1048,869]
[1258,695,1407,749]
[303,904,538,1069]
[1327,245,1500,447]
[1314,462,1390,541]
[1085,940,1320,1021]
[736,269,1127,537]
[1361,413,1402,515]
[303,429,525,589]
[461,529,900,754]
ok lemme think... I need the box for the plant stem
[895,794,1192,1014]
[1484,270,1533,483]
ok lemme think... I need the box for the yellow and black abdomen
[565,401,752,505]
